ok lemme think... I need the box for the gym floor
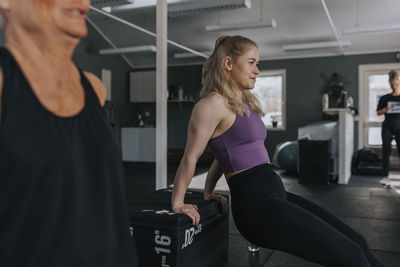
[124,162,400,267]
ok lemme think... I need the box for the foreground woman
[171,35,385,267]
[0,0,137,266]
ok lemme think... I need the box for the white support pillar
[323,108,354,184]
[156,0,168,190]
[338,109,354,184]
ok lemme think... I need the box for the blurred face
[228,45,260,91]
[2,0,90,41]
[390,78,400,92]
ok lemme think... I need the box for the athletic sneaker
[380,177,391,186]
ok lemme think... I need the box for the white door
[358,63,400,149]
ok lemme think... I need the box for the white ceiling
[88,0,400,68]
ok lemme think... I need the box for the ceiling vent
[90,0,134,8]
[168,0,251,18]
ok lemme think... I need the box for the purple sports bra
[208,103,270,174]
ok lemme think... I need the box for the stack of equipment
[127,189,229,267]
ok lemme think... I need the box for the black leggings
[381,122,400,176]
[227,164,385,267]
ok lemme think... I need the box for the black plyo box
[127,189,229,267]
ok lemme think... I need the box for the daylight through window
[251,69,286,129]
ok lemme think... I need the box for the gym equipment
[351,148,383,175]
[127,189,229,267]
[276,141,298,173]
[298,121,338,178]
[298,140,332,184]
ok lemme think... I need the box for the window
[368,74,390,123]
[251,69,286,129]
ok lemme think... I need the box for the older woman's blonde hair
[200,35,264,117]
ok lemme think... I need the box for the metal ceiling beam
[86,17,135,68]
[89,6,208,59]
[320,0,344,55]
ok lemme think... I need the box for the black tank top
[0,48,137,267]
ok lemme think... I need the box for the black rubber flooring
[124,162,400,267]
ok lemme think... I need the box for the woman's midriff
[225,167,252,180]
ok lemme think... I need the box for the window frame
[253,69,287,131]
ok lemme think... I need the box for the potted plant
[320,72,350,109]
[271,116,278,128]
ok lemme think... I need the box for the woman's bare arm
[204,159,223,197]
[171,94,226,224]
[203,159,228,212]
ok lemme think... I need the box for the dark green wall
[4,24,397,155]
[130,65,202,149]
[73,24,203,148]
[259,53,398,155]
[153,53,398,155]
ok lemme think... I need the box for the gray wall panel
[4,25,396,158]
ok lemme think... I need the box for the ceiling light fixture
[205,19,276,32]
[168,0,251,18]
[99,45,157,55]
[173,51,212,59]
[282,40,351,52]
[342,23,400,35]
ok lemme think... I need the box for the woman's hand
[172,203,200,225]
[204,193,228,213]
[377,106,392,116]
[383,107,392,113]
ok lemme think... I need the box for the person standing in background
[376,70,400,186]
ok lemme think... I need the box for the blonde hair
[389,70,399,82]
[200,35,264,117]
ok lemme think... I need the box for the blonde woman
[171,35,384,267]
[377,70,400,186]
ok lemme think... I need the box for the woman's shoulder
[383,93,395,97]
[195,93,227,112]
[381,93,400,100]
[379,94,390,101]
